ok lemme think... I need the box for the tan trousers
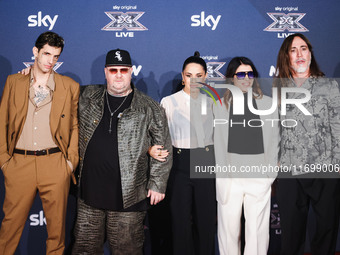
[0,152,71,255]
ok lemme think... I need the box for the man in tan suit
[0,31,79,254]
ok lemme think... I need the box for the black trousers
[148,191,173,255]
[276,178,340,255]
[168,146,216,255]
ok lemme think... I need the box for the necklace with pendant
[106,91,129,134]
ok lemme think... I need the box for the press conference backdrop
[1,0,340,254]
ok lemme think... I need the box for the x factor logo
[207,62,225,79]
[264,13,309,32]
[270,204,281,230]
[198,82,222,106]
[102,12,148,31]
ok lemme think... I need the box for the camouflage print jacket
[78,84,172,208]
[280,77,340,176]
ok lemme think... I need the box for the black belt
[14,147,61,156]
[173,145,213,154]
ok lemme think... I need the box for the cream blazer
[213,94,280,204]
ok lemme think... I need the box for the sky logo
[191,12,221,31]
[28,11,58,30]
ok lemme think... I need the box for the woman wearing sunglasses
[213,56,279,255]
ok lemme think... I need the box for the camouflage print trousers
[72,199,146,255]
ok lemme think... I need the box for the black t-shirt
[81,90,148,211]
[228,93,264,154]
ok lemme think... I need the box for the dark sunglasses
[107,68,130,74]
[234,71,255,80]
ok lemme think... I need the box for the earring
[182,80,185,85]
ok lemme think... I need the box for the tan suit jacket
[0,72,79,172]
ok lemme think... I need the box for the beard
[294,65,309,73]
[292,57,311,74]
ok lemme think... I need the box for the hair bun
[194,51,200,57]
[182,51,207,72]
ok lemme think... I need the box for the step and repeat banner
[1,0,340,254]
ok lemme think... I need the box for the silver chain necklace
[106,91,129,133]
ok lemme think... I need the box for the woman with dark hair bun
[153,51,216,254]
[213,57,279,255]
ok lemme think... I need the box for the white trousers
[217,178,272,255]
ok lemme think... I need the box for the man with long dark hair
[274,33,340,255]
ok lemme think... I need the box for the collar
[181,89,191,101]
[180,89,204,102]
[30,68,55,91]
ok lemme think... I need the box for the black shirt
[81,90,147,211]
[228,93,264,154]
